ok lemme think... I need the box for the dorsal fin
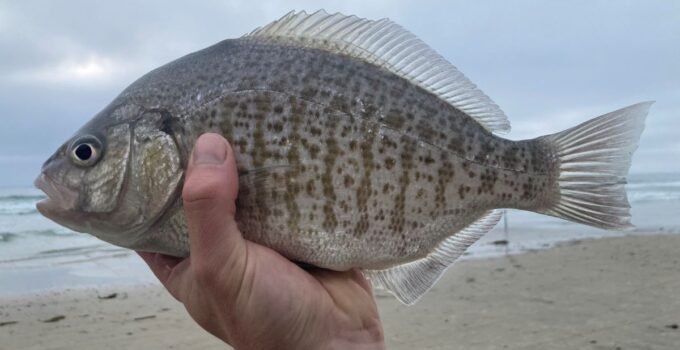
[245,10,511,133]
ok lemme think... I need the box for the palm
[142,240,382,349]
[187,241,381,349]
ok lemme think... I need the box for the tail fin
[540,102,653,229]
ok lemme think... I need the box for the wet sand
[1,234,679,350]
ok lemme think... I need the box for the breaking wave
[627,176,680,203]
[0,193,43,216]
[0,208,38,216]
[0,194,45,201]
[0,229,77,243]
[0,232,18,242]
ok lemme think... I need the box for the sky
[1,0,678,186]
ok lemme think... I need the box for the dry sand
[1,234,679,350]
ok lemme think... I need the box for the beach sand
[1,234,679,350]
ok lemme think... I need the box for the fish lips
[34,173,79,219]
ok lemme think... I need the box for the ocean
[1,172,678,295]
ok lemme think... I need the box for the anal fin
[364,210,502,305]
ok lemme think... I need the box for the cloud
[506,104,622,140]
[9,54,123,86]
[0,0,678,187]
[0,4,7,32]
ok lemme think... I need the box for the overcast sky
[1,0,678,186]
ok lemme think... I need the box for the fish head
[35,103,184,250]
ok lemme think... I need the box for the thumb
[182,133,244,268]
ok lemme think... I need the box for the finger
[315,270,376,311]
[137,252,183,284]
[182,134,246,281]
[351,269,374,293]
[137,252,192,301]
[183,133,242,255]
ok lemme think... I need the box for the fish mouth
[34,173,78,216]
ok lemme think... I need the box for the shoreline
[2,233,679,349]
[2,198,678,295]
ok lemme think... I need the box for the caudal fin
[540,102,653,229]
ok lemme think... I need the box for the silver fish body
[36,11,651,304]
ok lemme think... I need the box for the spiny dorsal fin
[246,10,511,134]
[364,210,503,304]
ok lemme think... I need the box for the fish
[35,10,652,304]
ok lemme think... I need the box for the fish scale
[36,10,651,304]
[176,80,549,269]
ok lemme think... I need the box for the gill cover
[120,111,184,234]
[79,124,130,213]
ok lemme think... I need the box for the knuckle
[182,170,228,206]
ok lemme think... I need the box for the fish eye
[70,136,102,167]
[75,143,93,160]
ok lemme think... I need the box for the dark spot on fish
[384,157,396,170]
[344,175,355,188]
[384,110,406,129]
[310,126,323,136]
[306,180,316,196]
[309,144,321,159]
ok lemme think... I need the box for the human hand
[138,133,385,350]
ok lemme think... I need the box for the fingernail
[193,134,227,165]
